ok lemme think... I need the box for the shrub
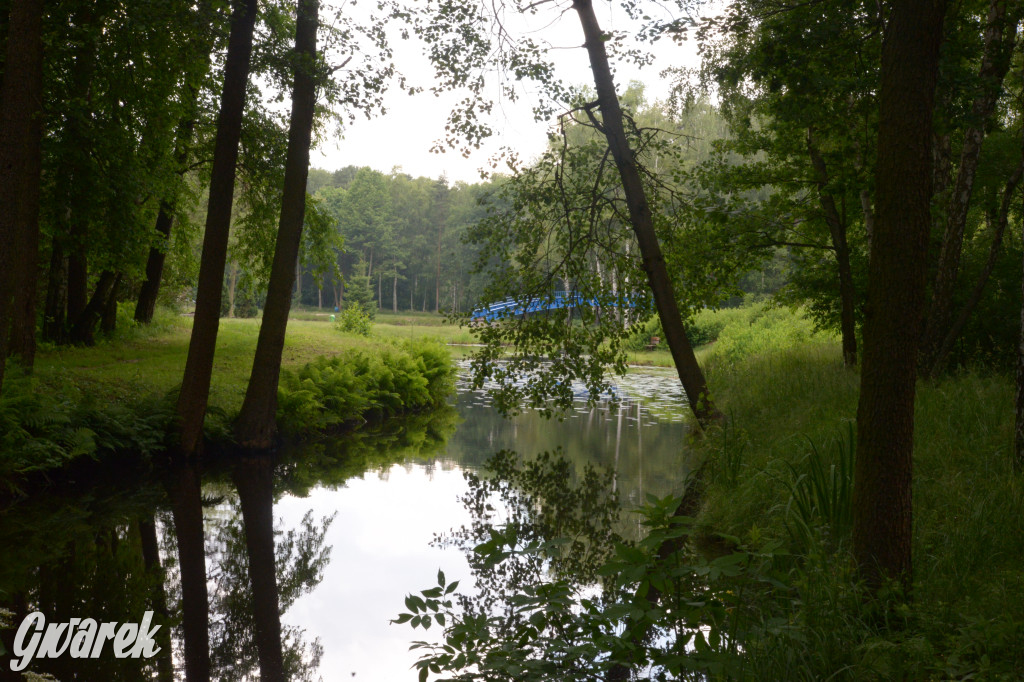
[334,306,372,336]
[276,339,454,434]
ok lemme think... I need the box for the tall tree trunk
[135,5,216,325]
[853,0,946,593]
[139,516,175,682]
[42,240,69,344]
[233,456,286,682]
[100,273,121,335]
[921,0,1017,374]
[68,270,117,346]
[571,0,720,428]
[235,0,319,449]
[136,203,175,324]
[932,147,1024,374]
[67,241,89,326]
[807,129,858,366]
[0,0,44,388]
[168,463,210,682]
[1017,204,1024,469]
[176,0,259,457]
[228,262,238,318]
[435,227,443,313]
[393,273,398,312]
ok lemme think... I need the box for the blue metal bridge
[470,290,637,322]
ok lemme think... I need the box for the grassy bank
[1,309,458,485]
[688,321,1024,678]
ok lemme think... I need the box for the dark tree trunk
[1017,212,1024,469]
[807,129,858,366]
[932,148,1024,374]
[100,273,121,335]
[921,0,1017,374]
[68,270,117,346]
[853,0,946,593]
[67,244,89,326]
[435,230,443,313]
[234,0,319,449]
[135,204,176,324]
[571,0,720,428]
[233,456,286,682]
[135,4,215,325]
[177,0,259,457]
[168,463,210,682]
[139,516,175,682]
[0,0,44,388]
[43,239,69,344]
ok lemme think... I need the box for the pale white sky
[310,2,706,184]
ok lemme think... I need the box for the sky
[309,2,706,184]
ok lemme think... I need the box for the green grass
[31,308,478,413]
[0,308,461,482]
[691,339,1024,678]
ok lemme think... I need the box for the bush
[0,372,175,490]
[276,339,455,434]
[344,274,376,320]
[334,306,372,336]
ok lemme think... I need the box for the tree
[176,0,260,457]
[235,0,321,450]
[852,0,947,591]
[0,0,44,390]
[408,0,721,427]
[695,0,882,367]
[134,0,220,324]
[574,0,721,427]
[920,0,1021,375]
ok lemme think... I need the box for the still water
[0,364,693,680]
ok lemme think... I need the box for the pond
[0,364,694,680]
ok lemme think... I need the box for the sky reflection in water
[267,367,692,681]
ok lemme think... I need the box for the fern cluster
[0,374,175,489]
[276,339,454,434]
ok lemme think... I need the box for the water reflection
[0,368,692,680]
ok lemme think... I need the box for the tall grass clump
[692,318,1024,677]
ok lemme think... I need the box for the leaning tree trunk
[68,271,117,346]
[807,129,858,366]
[233,456,286,682]
[134,2,216,325]
[571,0,720,428]
[920,0,1017,375]
[853,0,946,593]
[0,0,45,388]
[100,273,122,335]
[234,0,319,449]
[932,145,1024,374]
[177,0,259,457]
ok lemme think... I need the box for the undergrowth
[2,335,455,488]
[693,342,1024,679]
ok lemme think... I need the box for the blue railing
[471,290,637,322]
